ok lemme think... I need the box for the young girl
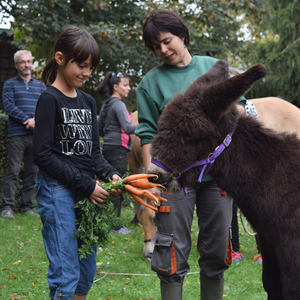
[96,72,137,234]
[33,27,123,300]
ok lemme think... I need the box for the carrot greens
[73,174,167,259]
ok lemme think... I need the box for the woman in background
[96,72,137,234]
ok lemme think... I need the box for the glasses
[17,60,32,65]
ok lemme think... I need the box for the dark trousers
[231,201,260,253]
[231,201,240,252]
[102,145,128,219]
[1,135,38,211]
[153,181,232,284]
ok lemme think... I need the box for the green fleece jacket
[135,55,246,182]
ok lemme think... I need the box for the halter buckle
[171,171,181,179]
[223,134,232,147]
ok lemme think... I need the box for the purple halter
[151,131,234,195]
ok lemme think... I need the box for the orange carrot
[125,185,159,204]
[124,184,145,195]
[130,179,163,189]
[157,195,168,202]
[142,190,160,203]
[128,192,158,212]
[123,173,158,183]
[161,189,172,195]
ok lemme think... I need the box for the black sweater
[33,86,120,197]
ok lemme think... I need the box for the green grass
[0,207,267,300]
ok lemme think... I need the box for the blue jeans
[35,170,97,300]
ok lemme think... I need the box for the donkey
[147,60,300,300]
[130,97,300,260]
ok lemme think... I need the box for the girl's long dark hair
[95,72,130,99]
[42,27,100,85]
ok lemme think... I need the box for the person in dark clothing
[33,27,123,300]
[1,50,46,219]
[96,72,137,234]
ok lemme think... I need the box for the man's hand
[24,118,35,130]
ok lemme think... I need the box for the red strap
[220,188,227,197]
[159,206,171,213]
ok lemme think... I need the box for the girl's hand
[110,174,126,197]
[89,182,110,205]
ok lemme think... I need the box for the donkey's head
[148,60,267,191]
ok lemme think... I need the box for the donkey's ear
[183,60,229,100]
[201,64,267,123]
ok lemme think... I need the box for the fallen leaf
[31,283,37,288]
[10,292,19,300]
[12,260,22,265]
[125,281,130,285]
[9,274,17,280]
[2,268,10,271]
[0,284,7,289]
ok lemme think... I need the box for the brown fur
[148,60,300,300]
[130,97,300,260]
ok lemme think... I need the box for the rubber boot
[200,275,224,300]
[160,281,183,300]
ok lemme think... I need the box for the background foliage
[3,0,297,110]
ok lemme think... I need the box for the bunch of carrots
[74,173,169,259]
[101,173,169,211]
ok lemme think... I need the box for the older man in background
[1,50,46,219]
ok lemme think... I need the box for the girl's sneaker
[232,250,243,262]
[252,253,263,264]
[112,226,134,234]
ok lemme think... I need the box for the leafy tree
[1,0,267,108]
[239,0,300,105]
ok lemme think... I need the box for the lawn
[0,206,267,300]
